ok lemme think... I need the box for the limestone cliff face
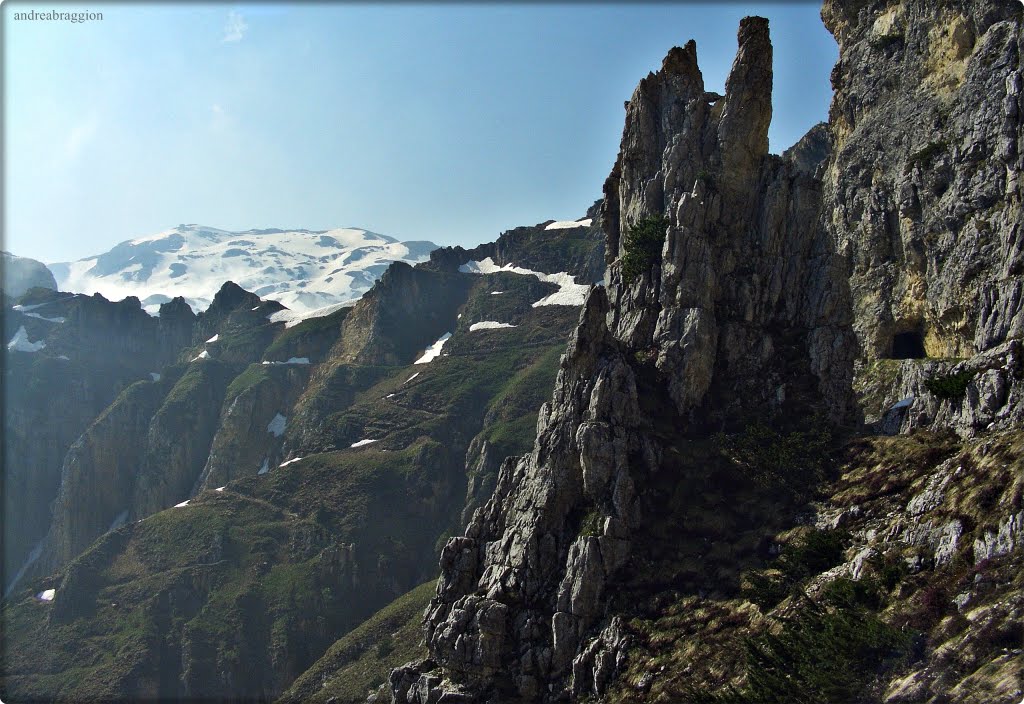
[333,263,471,367]
[194,364,310,492]
[30,283,280,577]
[4,290,196,589]
[821,0,1024,436]
[822,0,1021,358]
[43,372,184,570]
[402,19,857,702]
[601,19,855,429]
[393,4,1024,702]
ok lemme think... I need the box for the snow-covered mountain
[48,224,437,315]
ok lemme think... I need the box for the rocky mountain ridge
[1,213,606,702]
[3,1,1022,702]
[388,1,1023,702]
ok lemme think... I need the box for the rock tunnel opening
[891,330,927,360]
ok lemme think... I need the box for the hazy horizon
[3,2,838,264]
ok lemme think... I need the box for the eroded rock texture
[394,3,1024,702]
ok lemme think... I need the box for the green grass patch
[578,508,604,538]
[278,580,435,704]
[225,363,273,400]
[907,140,947,169]
[263,308,348,361]
[740,588,908,702]
[742,528,849,609]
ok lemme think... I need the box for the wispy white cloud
[210,103,231,131]
[222,10,248,43]
[65,113,99,159]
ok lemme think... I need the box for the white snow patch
[279,456,304,468]
[37,589,56,602]
[890,396,915,411]
[150,372,161,381]
[262,357,310,365]
[216,486,226,492]
[57,355,70,361]
[251,306,260,311]
[174,500,190,508]
[490,291,504,295]
[267,413,287,437]
[544,218,592,230]
[191,349,210,361]
[415,332,452,364]
[258,458,270,475]
[7,326,45,353]
[268,300,355,328]
[405,372,420,384]
[350,438,377,448]
[469,321,517,331]
[22,312,66,323]
[458,258,589,307]
[206,333,219,343]
[386,393,396,398]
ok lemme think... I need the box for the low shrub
[924,369,974,400]
[621,215,669,283]
[715,420,833,500]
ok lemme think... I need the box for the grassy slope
[0,275,579,702]
[278,580,436,704]
[602,429,1024,704]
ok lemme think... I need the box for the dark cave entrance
[891,330,927,359]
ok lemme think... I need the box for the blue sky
[3,2,837,263]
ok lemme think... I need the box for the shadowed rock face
[407,18,858,702]
[397,4,1024,702]
[3,289,199,588]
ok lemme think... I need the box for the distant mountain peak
[49,225,438,315]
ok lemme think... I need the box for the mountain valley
[2,1,1024,703]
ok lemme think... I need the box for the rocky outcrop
[43,372,183,570]
[858,338,1024,437]
[824,0,1024,437]
[601,18,856,429]
[330,263,471,367]
[1,251,57,297]
[822,0,1022,359]
[400,19,855,702]
[194,363,310,492]
[396,3,1024,702]
[427,202,605,286]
